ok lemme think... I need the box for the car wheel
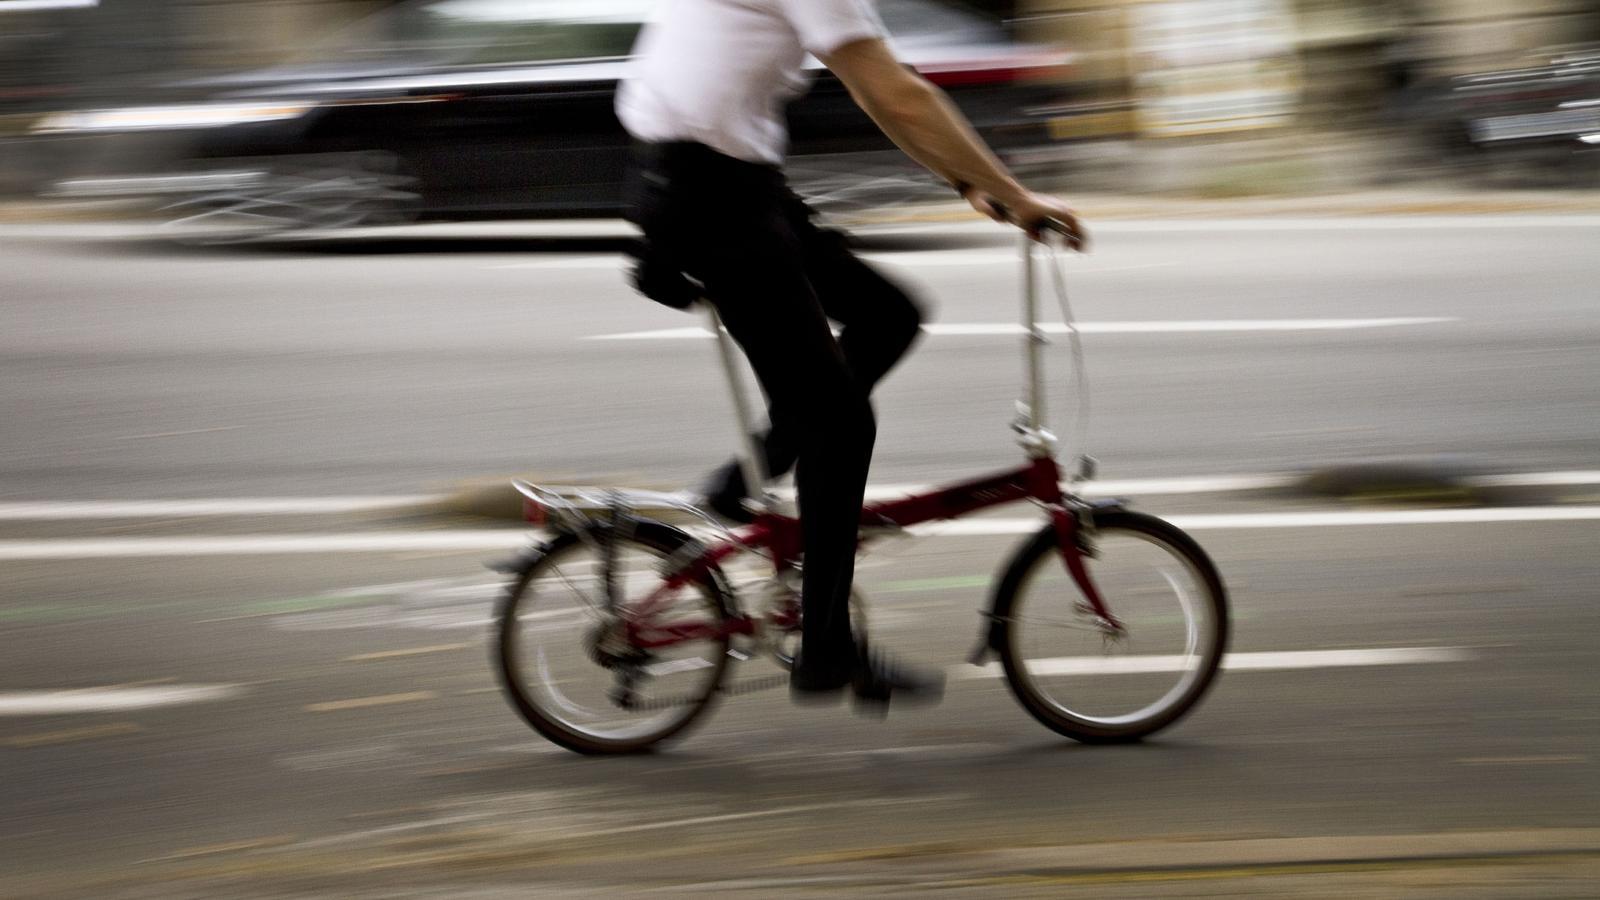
[160,150,420,245]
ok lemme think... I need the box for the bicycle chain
[623,672,791,712]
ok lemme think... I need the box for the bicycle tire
[993,510,1229,743]
[495,518,733,755]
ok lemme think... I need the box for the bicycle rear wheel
[994,510,1228,743]
[495,519,732,754]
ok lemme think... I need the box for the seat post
[703,303,771,514]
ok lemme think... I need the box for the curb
[6,191,1600,226]
[0,199,149,224]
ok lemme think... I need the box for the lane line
[0,496,433,520]
[2,723,144,748]
[2,507,1600,559]
[343,643,472,662]
[0,684,244,715]
[806,475,1297,503]
[866,254,1177,271]
[488,253,1180,272]
[486,256,622,271]
[588,318,1455,341]
[0,534,526,559]
[1468,471,1600,488]
[853,215,1600,235]
[304,691,438,713]
[961,647,1472,679]
[918,506,1600,536]
[0,476,1284,520]
[5,471,1590,521]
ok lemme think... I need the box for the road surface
[1,215,1597,897]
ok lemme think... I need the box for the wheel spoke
[999,515,1227,741]
[497,524,730,754]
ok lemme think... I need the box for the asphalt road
[1,215,1598,897]
[3,216,1599,496]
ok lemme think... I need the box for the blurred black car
[31,0,1071,235]
[1418,44,1600,186]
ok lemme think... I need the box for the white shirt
[617,0,886,166]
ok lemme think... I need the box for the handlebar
[986,202,1081,245]
[1035,217,1078,239]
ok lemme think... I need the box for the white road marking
[0,684,244,715]
[589,318,1454,341]
[587,326,713,341]
[854,216,1600,236]
[0,473,1331,520]
[2,506,1600,559]
[805,474,1297,502]
[863,253,1175,270]
[1468,471,1600,488]
[26,468,1577,524]
[487,252,1178,272]
[914,506,1600,537]
[0,496,433,520]
[960,647,1473,679]
[0,533,529,559]
[486,256,622,271]
[643,657,717,676]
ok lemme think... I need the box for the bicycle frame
[515,234,1123,657]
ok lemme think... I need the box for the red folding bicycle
[492,228,1229,755]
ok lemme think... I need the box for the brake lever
[985,201,1078,245]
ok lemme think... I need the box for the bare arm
[819,36,1085,247]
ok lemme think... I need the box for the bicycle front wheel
[495,519,732,755]
[994,511,1228,743]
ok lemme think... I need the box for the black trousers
[628,142,925,661]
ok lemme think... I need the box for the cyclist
[619,0,1086,710]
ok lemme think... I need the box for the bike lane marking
[7,471,1594,521]
[917,506,1600,536]
[3,506,1600,559]
[957,647,1473,679]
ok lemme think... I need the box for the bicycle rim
[1004,518,1224,738]
[498,528,729,752]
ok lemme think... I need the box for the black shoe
[790,650,853,704]
[790,645,946,713]
[694,460,756,525]
[850,648,946,713]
